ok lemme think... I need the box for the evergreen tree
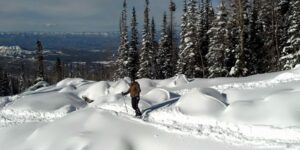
[206,1,229,78]
[168,0,177,75]
[150,17,160,78]
[151,17,158,50]
[200,0,215,77]
[114,0,130,79]
[249,0,266,73]
[280,0,300,70]
[0,70,10,96]
[137,0,155,79]
[259,0,288,71]
[54,58,63,82]
[195,0,207,77]
[181,0,202,78]
[18,63,27,92]
[127,7,139,79]
[35,40,44,81]
[203,0,215,56]
[177,0,188,75]
[157,13,173,79]
[8,77,18,95]
[277,0,291,70]
[229,0,252,77]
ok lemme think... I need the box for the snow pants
[131,96,142,116]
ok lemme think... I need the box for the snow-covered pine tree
[114,0,130,80]
[150,17,160,79]
[127,7,139,79]
[168,0,177,76]
[229,0,252,77]
[195,0,207,77]
[225,1,239,74]
[258,0,288,71]
[202,0,215,56]
[151,17,158,51]
[182,0,202,78]
[206,1,229,78]
[200,0,215,77]
[137,0,155,79]
[176,0,188,75]
[35,40,45,82]
[157,13,173,79]
[280,0,300,70]
[277,0,292,70]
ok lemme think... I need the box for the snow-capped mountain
[0,46,32,58]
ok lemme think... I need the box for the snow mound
[223,100,271,124]
[294,64,300,69]
[136,79,156,95]
[80,80,128,104]
[5,92,86,112]
[110,79,130,94]
[160,74,189,88]
[59,85,77,93]
[176,88,226,116]
[81,81,110,99]
[223,88,300,127]
[143,88,170,105]
[272,72,298,81]
[137,78,156,87]
[26,81,49,92]
[56,78,87,87]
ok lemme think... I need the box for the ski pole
[122,95,129,113]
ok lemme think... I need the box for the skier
[122,78,142,117]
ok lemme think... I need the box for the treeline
[115,0,300,79]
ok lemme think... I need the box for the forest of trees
[115,0,300,79]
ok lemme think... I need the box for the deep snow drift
[1,68,300,149]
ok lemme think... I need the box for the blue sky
[0,0,219,32]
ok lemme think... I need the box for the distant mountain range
[0,32,119,63]
[0,32,119,51]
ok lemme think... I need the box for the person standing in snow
[122,79,142,117]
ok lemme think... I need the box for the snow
[5,92,86,112]
[2,66,300,149]
[26,81,49,92]
[0,109,254,150]
[159,74,189,88]
[176,88,226,116]
[142,88,170,105]
[0,46,32,58]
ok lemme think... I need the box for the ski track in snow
[1,75,300,149]
[0,95,70,128]
[98,104,300,150]
[212,75,300,92]
[0,108,68,127]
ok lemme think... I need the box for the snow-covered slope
[2,67,300,149]
[0,46,32,58]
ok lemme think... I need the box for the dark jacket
[124,81,141,97]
